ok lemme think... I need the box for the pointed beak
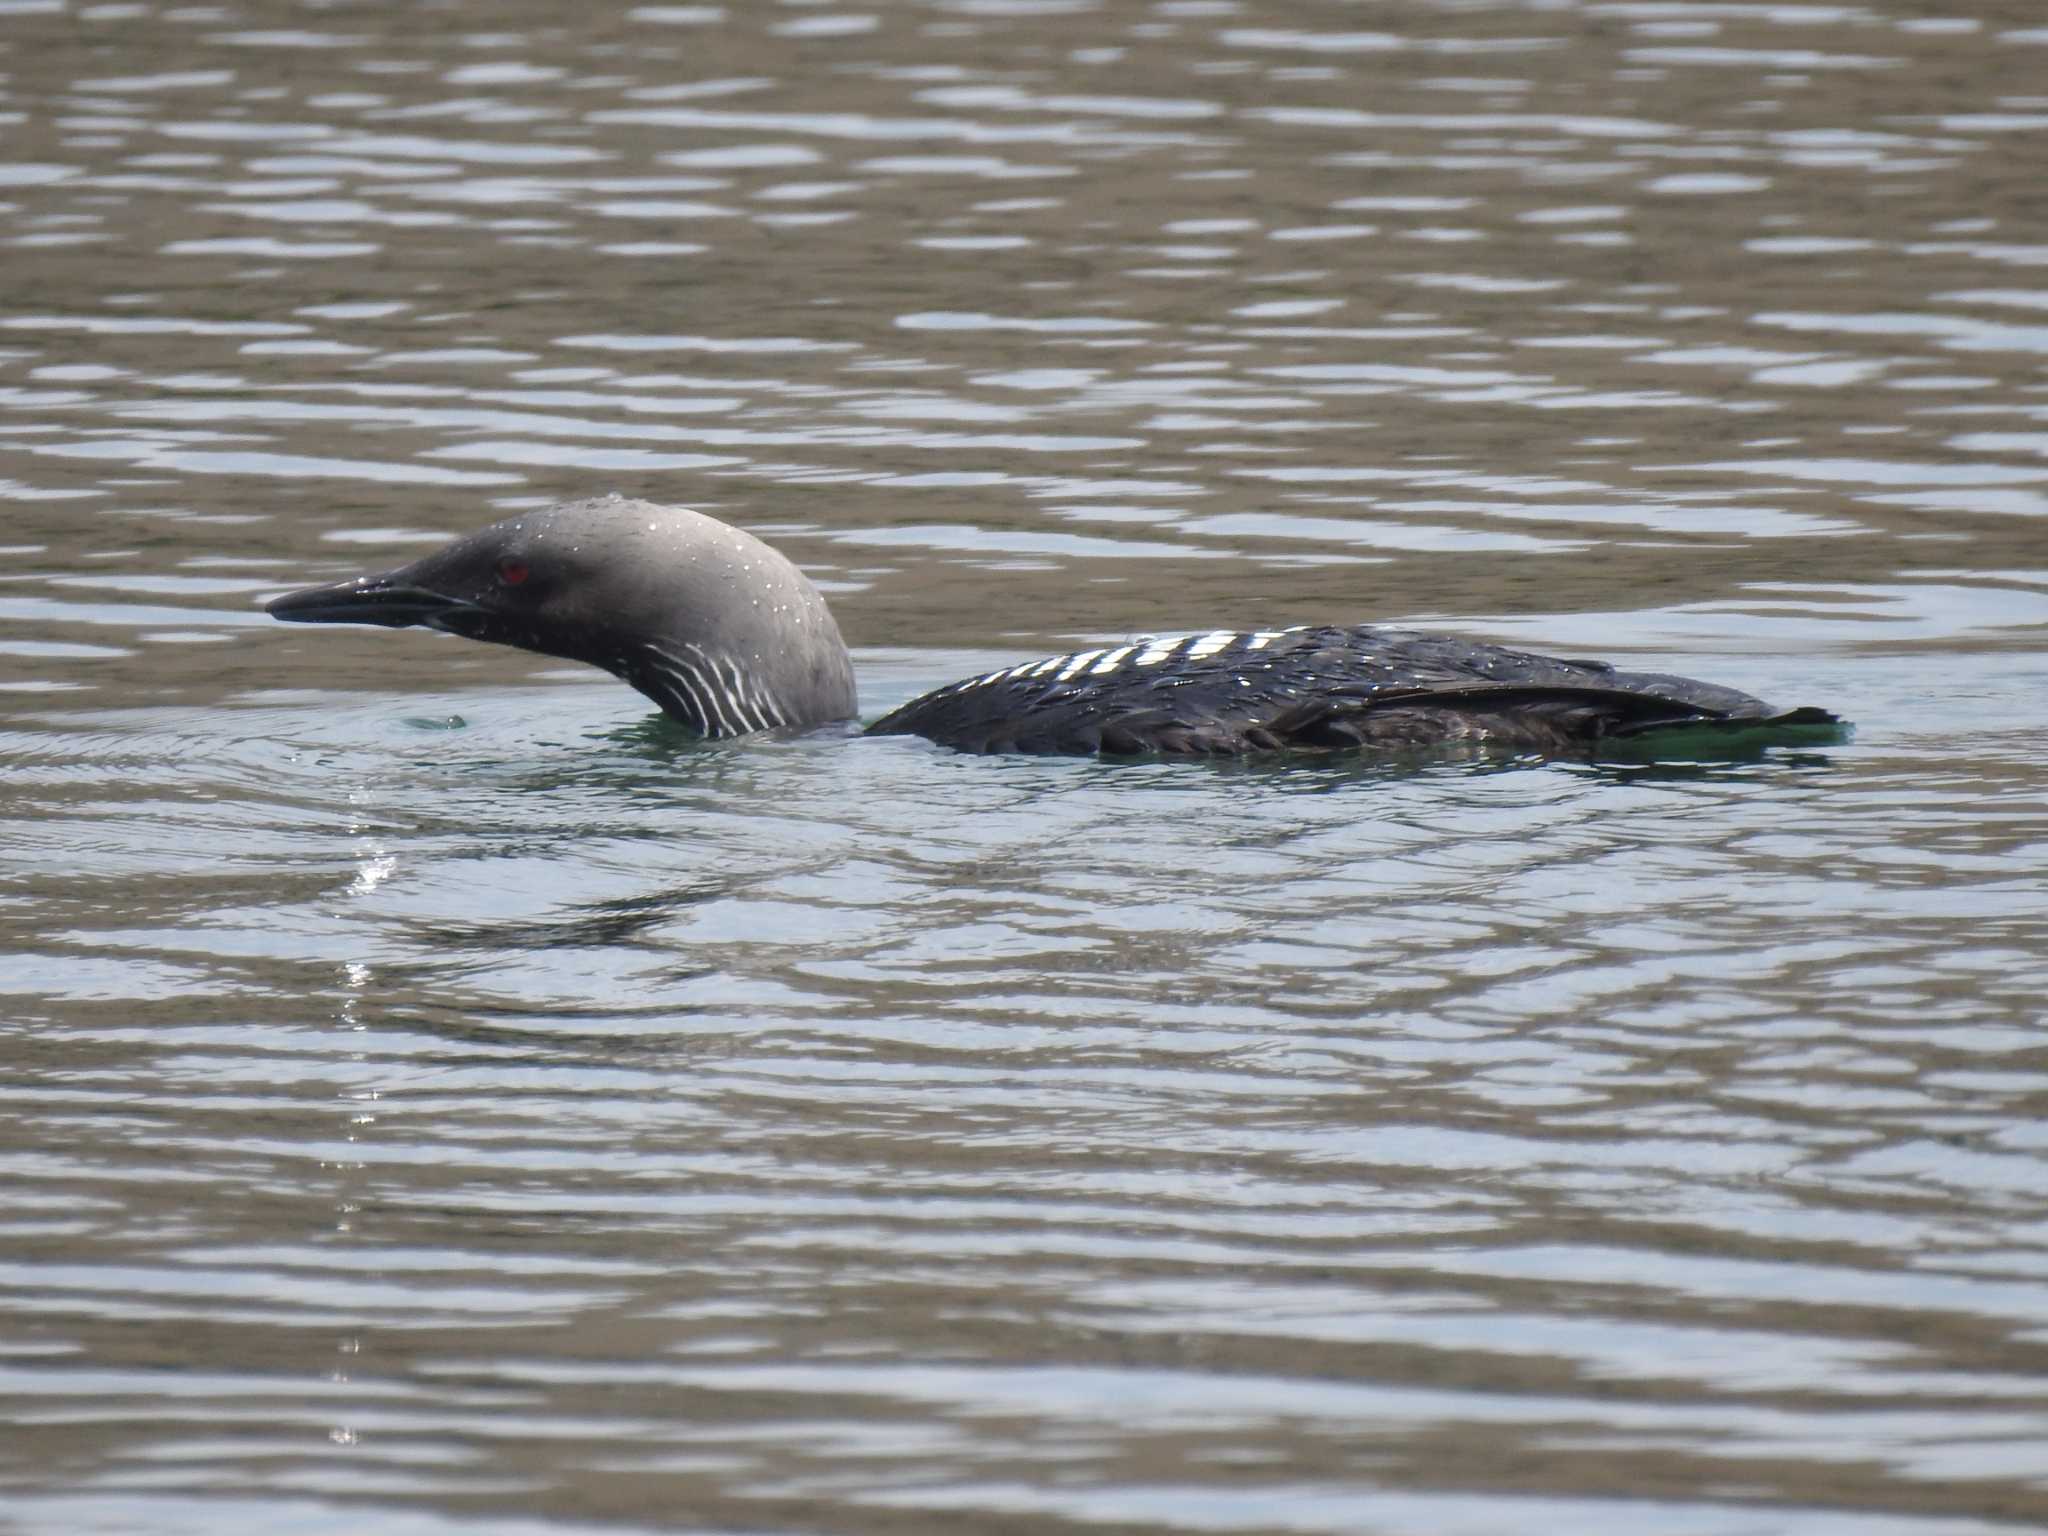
[266,572,476,629]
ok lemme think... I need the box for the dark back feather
[864,625,1827,756]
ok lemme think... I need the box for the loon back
[265,496,1841,758]
[864,624,1837,756]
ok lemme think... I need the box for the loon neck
[620,636,804,738]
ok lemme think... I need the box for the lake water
[3,1,2048,1532]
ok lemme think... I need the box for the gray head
[267,495,859,736]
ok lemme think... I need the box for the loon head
[266,494,859,736]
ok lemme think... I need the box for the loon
[266,494,1842,758]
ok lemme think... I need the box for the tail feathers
[1610,704,1836,737]
[1606,704,1850,759]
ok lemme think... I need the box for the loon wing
[1254,683,1839,757]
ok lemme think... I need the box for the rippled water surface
[4,1,2048,1532]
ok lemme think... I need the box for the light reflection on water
[3,1,2048,1532]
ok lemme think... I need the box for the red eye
[496,557,530,586]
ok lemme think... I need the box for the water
[4,1,2048,1531]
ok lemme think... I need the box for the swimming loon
[266,495,1841,757]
